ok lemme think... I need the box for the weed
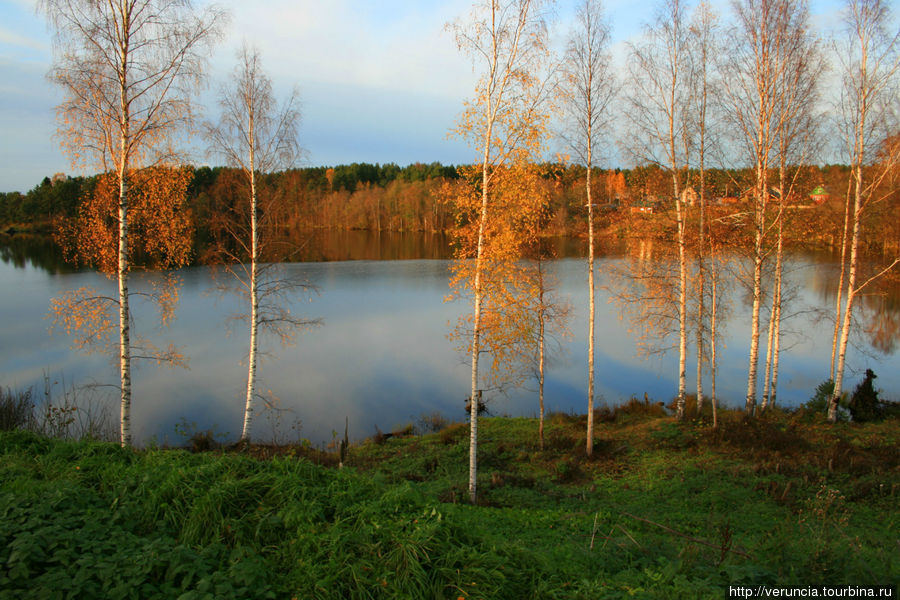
[0,387,34,431]
[417,411,452,434]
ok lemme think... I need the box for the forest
[2,159,896,257]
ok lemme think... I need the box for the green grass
[1,409,898,599]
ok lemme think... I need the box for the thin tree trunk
[586,159,595,456]
[770,252,782,408]
[539,280,546,451]
[830,164,863,422]
[695,170,705,415]
[710,262,718,429]
[670,100,686,422]
[117,165,132,447]
[242,111,258,442]
[830,174,854,381]
[761,236,778,410]
[764,201,785,411]
[676,188,687,420]
[745,126,768,415]
[117,10,132,447]
[469,117,493,502]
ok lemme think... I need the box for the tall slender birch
[722,0,808,414]
[562,0,615,455]
[761,3,819,412]
[205,46,313,443]
[687,2,718,414]
[829,0,900,422]
[625,0,691,419]
[448,0,551,503]
[41,0,224,446]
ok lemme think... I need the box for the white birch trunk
[242,111,258,442]
[586,156,595,456]
[710,264,718,429]
[830,166,863,422]
[539,282,546,451]
[468,111,493,503]
[695,174,705,415]
[118,164,132,447]
[117,6,132,447]
[830,175,854,380]
[469,179,487,503]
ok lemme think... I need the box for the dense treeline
[3,161,897,258]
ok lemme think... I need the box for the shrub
[849,369,883,423]
[801,379,849,421]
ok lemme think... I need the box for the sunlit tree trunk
[205,46,307,444]
[563,0,614,456]
[761,206,782,412]
[587,163,596,453]
[831,173,862,421]
[624,0,689,420]
[830,176,854,380]
[829,0,899,422]
[117,126,132,446]
[242,114,258,442]
[469,141,490,503]
[538,266,547,451]
[710,261,719,428]
[449,0,551,503]
[42,0,224,446]
[688,1,717,416]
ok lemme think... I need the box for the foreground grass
[1,408,897,599]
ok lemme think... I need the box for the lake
[1,232,897,446]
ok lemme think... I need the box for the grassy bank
[1,407,897,599]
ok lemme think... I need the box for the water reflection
[1,233,898,447]
[0,234,77,274]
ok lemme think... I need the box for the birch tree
[448,0,552,503]
[205,45,317,443]
[721,0,811,415]
[41,0,225,446]
[829,0,900,422]
[625,0,691,420]
[686,1,718,415]
[561,0,616,456]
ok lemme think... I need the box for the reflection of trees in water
[810,258,900,355]
[859,293,900,355]
[0,235,74,274]
[263,231,602,263]
[3,230,623,271]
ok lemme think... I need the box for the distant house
[630,199,657,214]
[810,185,829,205]
[680,187,698,207]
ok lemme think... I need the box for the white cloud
[214,0,474,101]
[0,26,46,52]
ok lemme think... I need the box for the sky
[0,0,847,193]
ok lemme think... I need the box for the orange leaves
[56,166,194,275]
[445,163,552,390]
[49,287,117,355]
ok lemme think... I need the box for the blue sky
[0,0,846,193]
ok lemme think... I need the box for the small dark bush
[622,395,667,419]
[187,429,221,452]
[417,411,451,433]
[849,369,883,423]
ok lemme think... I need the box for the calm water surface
[1,232,897,445]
